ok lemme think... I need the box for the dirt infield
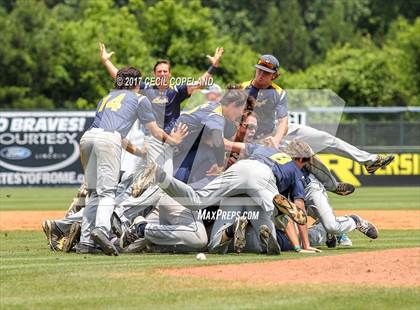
[0,211,64,231]
[164,248,420,287]
[0,210,419,231]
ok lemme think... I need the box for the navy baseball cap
[255,55,280,73]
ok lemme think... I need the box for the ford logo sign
[0,146,32,160]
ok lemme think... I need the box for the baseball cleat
[41,220,63,251]
[75,243,102,254]
[273,194,307,225]
[337,234,353,247]
[111,213,124,238]
[62,223,81,253]
[120,216,147,249]
[233,216,248,253]
[132,163,157,198]
[259,225,281,255]
[333,183,355,196]
[351,215,378,239]
[325,233,337,248]
[365,155,395,174]
[91,228,119,256]
[122,238,149,253]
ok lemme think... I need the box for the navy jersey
[240,80,288,137]
[176,102,226,152]
[173,102,226,183]
[91,90,155,138]
[141,84,189,133]
[247,145,306,200]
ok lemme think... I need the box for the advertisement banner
[318,153,420,187]
[0,111,94,186]
[0,111,418,187]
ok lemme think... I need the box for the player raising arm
[100,42,224,96]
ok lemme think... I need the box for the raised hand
[170,123,189,145]
[206,47,224,68]
[99,42,114,63]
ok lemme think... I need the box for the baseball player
[168,88,248,184]
[236,54,394,191]
[78,66,188,255]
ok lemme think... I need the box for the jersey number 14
[98,93,126,112]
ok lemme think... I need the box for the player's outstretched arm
[99,42,118,79]
[187,47,224,95]
[263,116,288,148]
[294,198,311,249]
[146,122,189,146]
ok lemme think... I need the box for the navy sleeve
[136,96,156,125]
[174,84,190,101]
[275,90,288,119]
[291,170,305,200]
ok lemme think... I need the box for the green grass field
[0,187,419,309]
[1,186,419,211]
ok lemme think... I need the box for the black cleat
[75,243,102,254]
[111,213,123,238]
[119,216,147,249]
[326,233,337,248]
[365,155,395,174]
[333,183,355,196]
[351,215,379,239]
[91,228,119,256]
[259,225,281,255]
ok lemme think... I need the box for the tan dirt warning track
[164,248,420,287]
[0,210,419,231]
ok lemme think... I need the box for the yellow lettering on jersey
[212,105,223,116]
[97,95,111,113]
[270,152,292,165]
[105,93,126,111]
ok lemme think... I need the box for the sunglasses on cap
[257,59,277,70]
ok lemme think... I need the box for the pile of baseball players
[41,43,394,256]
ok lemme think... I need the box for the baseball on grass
[196,253,206,261]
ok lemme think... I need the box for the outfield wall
[0,111,419,187]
